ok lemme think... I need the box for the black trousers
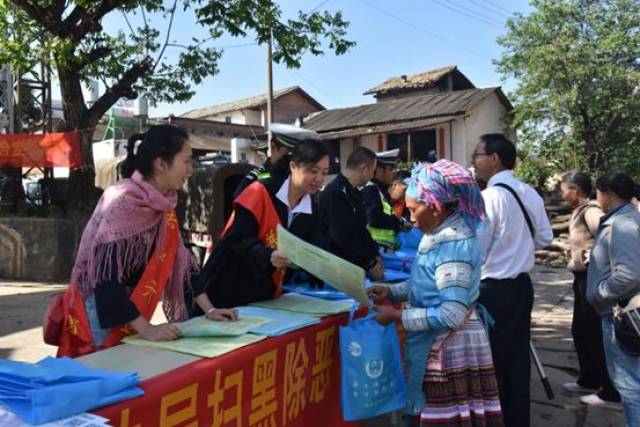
[571,271,620,401]
[478,273,533,427]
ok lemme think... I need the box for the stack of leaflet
[249,293,353,317]
[0,357,142,425]
[238,307,320,336]
[176,315,271,337]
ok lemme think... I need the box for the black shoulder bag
[494,183,535,238]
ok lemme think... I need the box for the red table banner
[0,132,83,168]
[93,313,362,427]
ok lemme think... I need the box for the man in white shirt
[472,133,553,427]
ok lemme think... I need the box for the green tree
[496,0,640,178]
[0,0,354,210]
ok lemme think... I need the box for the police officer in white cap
[362,148,412,250]
[234,124,321,198]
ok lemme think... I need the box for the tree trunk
[56,65,100,216]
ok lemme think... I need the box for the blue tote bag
[339,312,407,421]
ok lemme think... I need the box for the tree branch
[71,46,112,71]
[87,57,152,122]
[10,0,58,33]
[153,0,178,72]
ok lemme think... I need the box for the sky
[99,0,535,118]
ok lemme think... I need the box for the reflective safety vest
[365,182,399,250]
[250,168,271,181]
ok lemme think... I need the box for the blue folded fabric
[380,269,411,282]
[380,251,415,272]
[238,307,321,336]
[283,283,351,300]
[397,227,422,251]
[0,357,143,424]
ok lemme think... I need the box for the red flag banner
[0,132,83,168]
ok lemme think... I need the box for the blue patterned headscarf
[405,159,485,231]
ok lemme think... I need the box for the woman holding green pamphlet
[49,125,237,358]
[199,140,331,308]
[368,160,502,426]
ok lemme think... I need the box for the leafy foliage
[496,0,640,180]
[0,0,354,127]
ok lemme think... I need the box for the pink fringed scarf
[70,171,197,321]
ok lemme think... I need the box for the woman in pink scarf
[56,125,236,357]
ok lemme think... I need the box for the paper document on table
[249,293,353,317]
[277,225,372,307]
[176,315,271,337]
[123,334,265,358]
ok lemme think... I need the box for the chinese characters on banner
[95,317,357,427]
[0,132,83,168]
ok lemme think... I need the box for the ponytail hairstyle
[120,125,189,179]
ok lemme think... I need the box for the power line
[461,0,511,18]
[357,0,492,60]
[476,0,515,15]
[309,0,331,14]
[288,70,349,107]
[430,0,504,28]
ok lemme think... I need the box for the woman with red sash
[199,140,331,308]
[56,125,237,358]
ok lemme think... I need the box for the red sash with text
[56,210,180,358]
[223,181,285,298]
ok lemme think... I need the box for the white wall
[360,134,379,152]
[339,138,355,173]
[462,92,509,167]
[208,110,246,124]
[243,109,262,126]
[451,118,469,167]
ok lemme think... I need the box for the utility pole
[266,30,273,156]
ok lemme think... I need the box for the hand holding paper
[277,225,372,308]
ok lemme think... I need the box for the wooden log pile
[535,201,572,268]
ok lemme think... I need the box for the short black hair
[346,147,376,169]
[562,170,593,197]
[479,133,516,170]
[595,172,639,201]
[394,169,411,182]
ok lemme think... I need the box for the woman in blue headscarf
[369,160,503,426]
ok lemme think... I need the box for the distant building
[303,65,513,170]
[180,86,325,126]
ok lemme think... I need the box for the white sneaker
[563,382,598,393]
[579,393,623,410]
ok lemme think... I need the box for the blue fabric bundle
[396,227,422,252]
[380,250,415,272]
[0,356,143,424]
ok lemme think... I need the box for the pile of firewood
[535,202,572,268]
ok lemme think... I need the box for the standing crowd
[48,124,640,427]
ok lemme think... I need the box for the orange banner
[93,313,361,427]
[0,132,83,168]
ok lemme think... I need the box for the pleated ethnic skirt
[420,310,504,426]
